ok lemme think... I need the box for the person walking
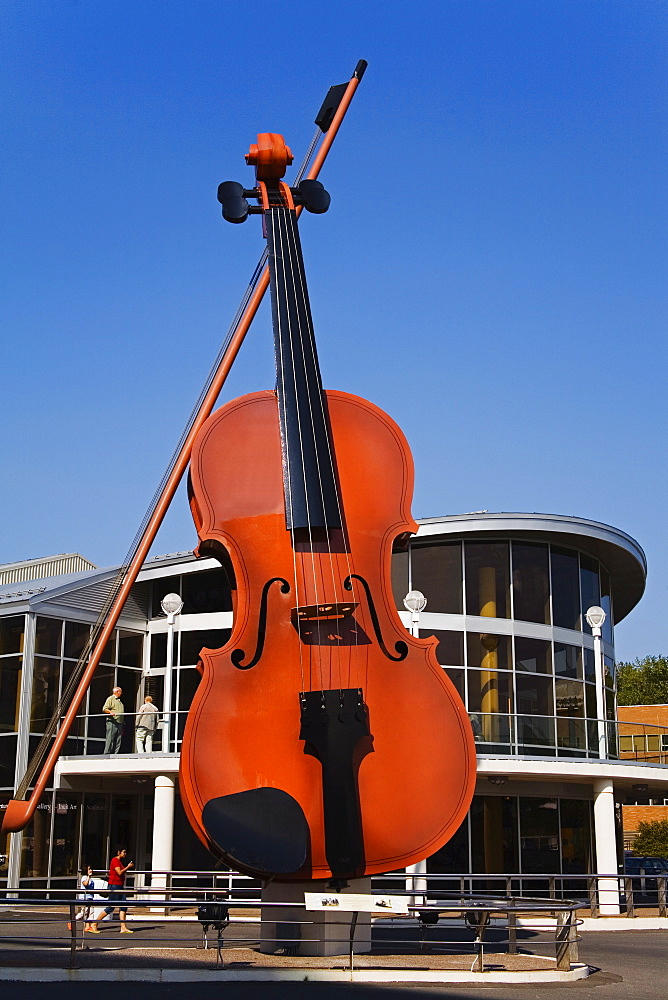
[102,686,124,754]
[135,695,160,752]
[68,864,106,930]
[87,846,134,933]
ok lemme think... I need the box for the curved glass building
[0,511,664,901]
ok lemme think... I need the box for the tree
[616,655,668,706]
[631,819,668,858]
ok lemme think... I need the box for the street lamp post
[403,590,428,902]
[160,593,183,753]
[585,605,608,760]
[585,606,619,914]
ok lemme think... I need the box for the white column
[593,778,620,914]
[150,775,175,912]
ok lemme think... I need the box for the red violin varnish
[179,133,476,880]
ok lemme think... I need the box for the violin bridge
[290,603,371,647]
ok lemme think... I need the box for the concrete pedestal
[261,878,372,956]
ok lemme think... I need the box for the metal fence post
[624,877,634,918]
[588,877,598,917]
[68,901,78,970]
[507,907,517,955]
[555,910,574,971]
[658,877,667,919]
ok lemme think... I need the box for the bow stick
[3,59,367,834]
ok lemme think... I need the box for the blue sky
[1,1,666,662]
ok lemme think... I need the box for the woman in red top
[86,846,134,933]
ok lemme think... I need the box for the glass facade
[0,515,641,888]
[407,537,617,758]
[428,793,593,880]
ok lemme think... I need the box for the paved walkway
[0,907,665,996]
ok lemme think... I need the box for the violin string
[277,203,328,694]
[270,206,306,695]
[285,208,356,694]
[285,206,362,694]
[273,204,324,693]
[283,207,341,693]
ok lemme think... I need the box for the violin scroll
[217,134,330,224]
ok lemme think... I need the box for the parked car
[622,855,668,902]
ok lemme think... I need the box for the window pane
[0,736,18,783]
[427,812,469,875]
[583,648,595,680]
[391,549,408,610]
[424,629,464,666]
[467,632,511,670]
[517,715,555,747]
[35,618,62,656]
[560,799,591,874]
[51,792,81,878]
[177,668,201,740]
[410,543,462,614]
[116,669,140,753]
[600,566,613,644]
[0,616,25,655]
[471,796,518,874]
[64,621,90,660]
[467,669,513,715]
[512,543,549,624]
[88,666,115,741]
[550,547,580,631]
[580,555,600,635]
[618,736,633,752]
[516,674,553,715]
[179,629,231,666]
[554,642,582,678]
[101,632,116,664]
[0,656,22,732]
[515,636,552,674]
[444,667,465,702]
[182,568,233,614]
[31,657,61,733]
[465,542,510,618]
[519,798,560,874]
[584,683,597,718]
[555,678,585,718]
[150,632,167,669]
[118,631,143,669]
[556,716,587,751]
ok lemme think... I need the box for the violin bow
[2,60,367,835]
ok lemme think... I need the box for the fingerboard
[266,205,341,532]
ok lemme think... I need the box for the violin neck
[266,205,341,532]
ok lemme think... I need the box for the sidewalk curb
[0,964,591,984]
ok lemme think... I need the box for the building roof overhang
[415,512,646,623]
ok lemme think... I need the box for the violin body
[179,130,475,881]
[180,387,476,880]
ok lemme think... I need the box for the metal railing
[0,871,582,974]
[55,709,188,756]
[48,711,668,763]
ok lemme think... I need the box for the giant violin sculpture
[180,133,476,881]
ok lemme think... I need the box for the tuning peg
[217,181,249,224]
[294,180,331,215]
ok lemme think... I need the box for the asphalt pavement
[0,910,665,999]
